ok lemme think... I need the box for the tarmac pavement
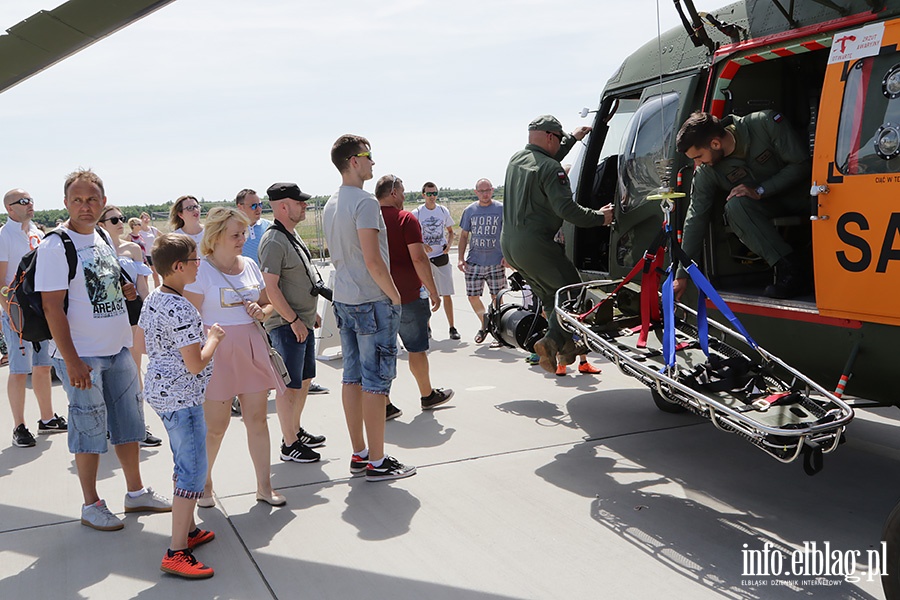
[1,261,898,599]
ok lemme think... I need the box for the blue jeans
[159,404,208,499]
[333,299,400,396]
[399,297,430,353]
[2,311,52,374]
[53,347,144,454]
[269,323,317,390]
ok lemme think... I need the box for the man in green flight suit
[674,110,812,299]
[501,115,611,374]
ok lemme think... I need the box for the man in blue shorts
[259,182,326,464]
[36,169,171,531]
[375,174,453,415]
[324,135,416,482]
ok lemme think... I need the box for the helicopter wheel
[650,388,687,414]
[882,499,900,599]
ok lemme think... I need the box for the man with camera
[258,182,327,464]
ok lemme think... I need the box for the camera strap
[268,220,324,291]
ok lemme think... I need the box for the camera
[311,280,333,302]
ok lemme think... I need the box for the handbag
[429,252,450,267]
[208,259,291,386]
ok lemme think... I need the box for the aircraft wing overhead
[0,0,176,94]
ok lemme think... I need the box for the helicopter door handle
[810,182,830,221]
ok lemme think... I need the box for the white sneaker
[123,487,172,513]
[81,499,124,531]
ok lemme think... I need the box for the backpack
[7,229,78,351]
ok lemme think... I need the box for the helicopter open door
[813,19,900,327]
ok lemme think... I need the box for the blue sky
[0,1,682,210]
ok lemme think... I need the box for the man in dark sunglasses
[501,114,608,374]
[0,188,67,448]
[235,188,272,264]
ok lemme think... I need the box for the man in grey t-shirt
[323,134,415,482]
[259,182,325,465]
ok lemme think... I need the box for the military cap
[267,182,311,202]
[528,115,564,134]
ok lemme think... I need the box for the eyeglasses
[7,197,33,206]
[424,191,439,197]
[102,216,125,225]
[244,202,263,210]
[476,188,493,193]
[347,151,373,161]
[390,175,403,195]
[181,204,201,212]
[180,258,202,264]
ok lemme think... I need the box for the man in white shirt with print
[411,182,458,340]
[36,169,171,531]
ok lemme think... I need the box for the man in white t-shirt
[236,188,273,263]
[410,182,458,340]
[0,188,66,448]
[36,169,171,531]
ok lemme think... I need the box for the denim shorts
[333,299,400,396]
[159,404,208,499]
[399,297,430,353]
[269,322,317,390]
[53,347,145,454]
[1,311,52,374]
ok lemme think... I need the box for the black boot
[764,254,811,299]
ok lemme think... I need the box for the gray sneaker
[124,487,172,513]
[81,499,124,531]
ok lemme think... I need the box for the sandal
[474,329,488,344]
[0,355,8,367]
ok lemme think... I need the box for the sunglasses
[476,188,493,193]
[424,191,438,197]
[246,202,263,210]
[102,216,126,225]
[181,204,201,212]
[179,258,202,264]
[347,151,373,161]
[390,175,403,194]
[548,131,563,142]
[7,197,33,206]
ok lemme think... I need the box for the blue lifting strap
[684,263,759,350]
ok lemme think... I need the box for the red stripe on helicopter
[705,299,863,329]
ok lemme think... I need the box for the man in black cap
[500,115,611,373]
[258,182,326,463]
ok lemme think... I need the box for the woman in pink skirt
[185,207,287,507]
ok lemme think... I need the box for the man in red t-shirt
[375,175,454,414]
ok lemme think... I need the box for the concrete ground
[1,262,898,599]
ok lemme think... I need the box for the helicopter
[564,0,900,408]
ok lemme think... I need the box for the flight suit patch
[557,170,569,186]
[726,167,748,184]
[756,149,773,164]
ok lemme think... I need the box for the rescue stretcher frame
[555,280,854,470]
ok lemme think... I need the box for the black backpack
[7,229,78,351]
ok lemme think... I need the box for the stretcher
[555,277,853,474]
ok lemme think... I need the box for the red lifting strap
[637,250,664,348]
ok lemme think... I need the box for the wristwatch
[756,186,765,198]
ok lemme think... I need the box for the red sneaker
[160,548,214,579]
[555,363,567,376]
[578,361,602,375]
[187,527,215,550]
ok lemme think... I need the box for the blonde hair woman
[184,207,287,507]
[139,212,162,287]
[168,195,204,245]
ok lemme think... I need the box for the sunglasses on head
[103,216,125,225]
[7,197,33,207]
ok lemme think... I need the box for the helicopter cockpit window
[836,53,900,174]
[617,92,680,212]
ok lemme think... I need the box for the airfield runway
[0,261,897,599]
